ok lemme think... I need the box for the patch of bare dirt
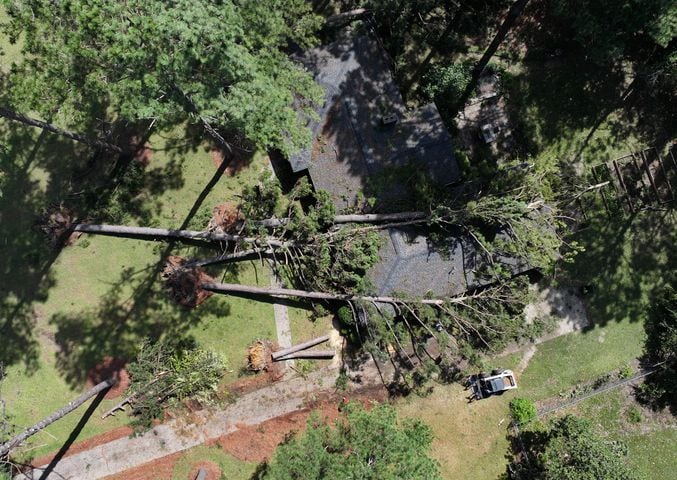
[131,136,154,166]
[218,387,388,462]
[209,146,252,176]
[188,460,221,480]
[162,256,215,308]
[102,451,183,480]
[87,357,130,399]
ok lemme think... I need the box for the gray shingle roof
[290,32,459,209]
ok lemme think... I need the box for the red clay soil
[131,137,154,166]
[102,451,183,480]
[209,146,251,176]
[218,388,389,463]
[188,461,221,480]
[42,208,81,246]
[86,357,130,399]
[91,387,388,480]
[30,425,134,468]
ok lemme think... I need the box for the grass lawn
[172,445,257,480]
[1,119,278,460]
[397,383,515,480]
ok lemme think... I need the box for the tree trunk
[325,8,369,26]
[201,281,467,306]
[186,248,275,268]
[0,106,124,154]
[0,378,114,457]
[455,0,530,110]
[276,350,335,360]
[257,211,428,228]
[71,224,291,248]
[272,335,331,360]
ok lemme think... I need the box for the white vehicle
[467,369,517,400]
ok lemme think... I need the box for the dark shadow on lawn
[36,386,110,480]
[561,209,675,328]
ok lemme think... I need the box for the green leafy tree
[550,0,675,66]
[638,285,677,412]
[2,0,323,155]
[259,402,441,480]
[512,415,642,480]
[422,62,473,112]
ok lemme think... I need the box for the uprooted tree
[103,340,225,431]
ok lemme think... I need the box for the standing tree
[511,415,642,480]
[258,402,441,480]
[2,0,323,156]
[637,285,676,413]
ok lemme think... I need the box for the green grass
[1,124,277,460]
[397,383,515,480]
[536,387,677,480]
[172,445,257,480]
[0,6,23,72]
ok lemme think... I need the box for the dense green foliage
[126,340,225,431]
[550,0,675,65]
[1,0,322,154]
[638,285,676,412]
[422,62,472,112]
[509,398,537,424]
[259,402,441,480]
[512,415,641,480]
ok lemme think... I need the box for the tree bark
[272,335,331,360]
[0,106,124,154]
[201,281,470,306]
[257,211,428,228]
[70,223,291,248]
[325,8,369,26]
[455,0,530,111]
[0,378,114,457]
[276,350,335,360]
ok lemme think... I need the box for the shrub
[510,397,537,424]
[626,405,642,423]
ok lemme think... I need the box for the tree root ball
[86,357,130,399]
[162,256,215,308]
[247,339,273,372]
[188,461,221,480]
[208,202,244,233]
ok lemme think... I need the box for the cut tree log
[71,224,291,248]
[0,106,124,153]
[0,378,114,457]
[276,350,335,360]
[271,335,330,360]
